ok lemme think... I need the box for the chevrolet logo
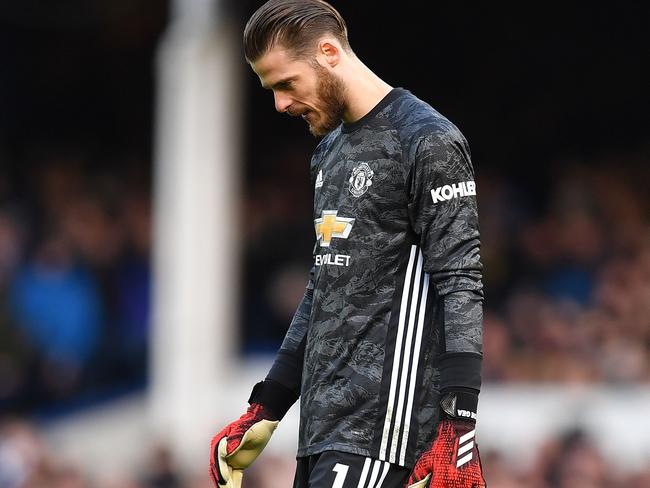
[315,210,354,247]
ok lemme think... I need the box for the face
[251,46,347,137]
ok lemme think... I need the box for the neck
[340,57,393,123]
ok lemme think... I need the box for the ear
[317,38,341,68]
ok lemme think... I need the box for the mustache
[287,106,310,117]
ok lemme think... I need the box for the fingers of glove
[210,415,250,459]
[209,432,225,486]
[212,427,242,458]
[210,433,223,461]
[209,464,243,488]
[220,406,267,453]
[216,437,233,484]
[209,466,220,488]
[210,427,243,461]
[225,419,279,470]
[407,473,431,488]
[211,440,244,488]
[208,437,233,487]
[230,469,243,488]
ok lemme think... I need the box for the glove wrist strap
[248,380,298,420]
[440,390,478,422]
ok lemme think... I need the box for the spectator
[9,231,102,400]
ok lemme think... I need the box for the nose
[273,91,292,113]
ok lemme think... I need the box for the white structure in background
[150,0,242,469]
[44,0,302,478]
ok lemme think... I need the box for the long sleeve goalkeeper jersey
[266,88,483,468]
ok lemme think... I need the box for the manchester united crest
[348,163,374,197]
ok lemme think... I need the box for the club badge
[348,163,374,197]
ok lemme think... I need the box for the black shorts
[293,451,410,488]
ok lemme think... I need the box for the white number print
[331,463,350,488]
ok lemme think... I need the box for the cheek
[295,96,318,112]
[297,80,320,105]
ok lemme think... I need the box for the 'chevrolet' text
[315,253,351,267]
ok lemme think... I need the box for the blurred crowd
[479,155,650,383]
[0,156,151,414]
[482,428,650,487]
[0,146,649,415]
[1,417,650,488]
[0,418,192,488]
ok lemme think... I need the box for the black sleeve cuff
[439,352,482,392]
[248,379,299,420]
[266,343,305,397]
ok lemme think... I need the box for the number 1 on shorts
[332,463,350,488]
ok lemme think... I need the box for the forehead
[251,47,310,89]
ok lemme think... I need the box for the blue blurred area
[10,259,102,365]
[0,163,152,416]
[543,266,594,305]
[0,0,161,417]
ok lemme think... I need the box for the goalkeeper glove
[209,403,278,488]
[208,380,297,488]
[407,390,486,488]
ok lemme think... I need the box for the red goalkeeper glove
[209,380,298,488]
[406,391,486,488]
[209,402,278,488]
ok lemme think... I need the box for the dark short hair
[243,0,351,62]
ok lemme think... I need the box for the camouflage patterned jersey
[266,88,483,468]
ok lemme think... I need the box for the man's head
[243,0,350,63]
[244,0,352,136]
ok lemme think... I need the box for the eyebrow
[262,76,297,90]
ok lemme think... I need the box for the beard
[306,64,347,137]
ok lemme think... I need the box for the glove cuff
[248,380,298,420]
[440,389,478,423]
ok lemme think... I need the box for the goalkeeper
[210,1,487,487]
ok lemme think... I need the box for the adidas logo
[456,429,475,468]
[315,169,324,189]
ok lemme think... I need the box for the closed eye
[270,78,296,91]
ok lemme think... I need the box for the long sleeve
[265,266,315,396]
[407,129,483,393]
